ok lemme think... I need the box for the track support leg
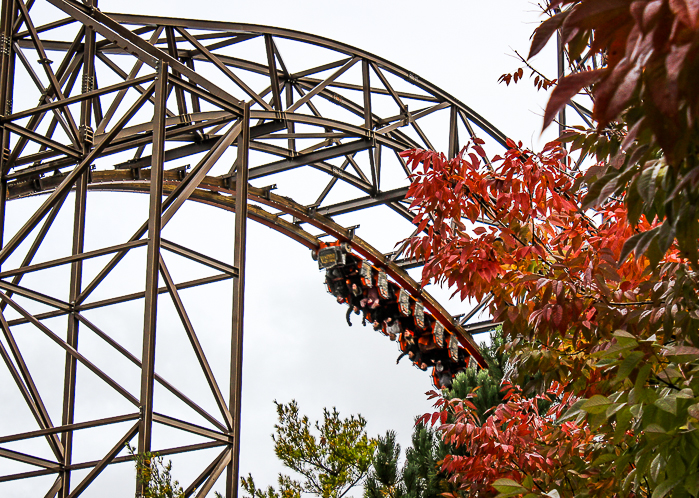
[227,101,250,498]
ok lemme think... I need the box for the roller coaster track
[0,1,510,496]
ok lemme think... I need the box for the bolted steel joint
[79,125,94,146]
[0,34,10,56]
[82,74,95,93]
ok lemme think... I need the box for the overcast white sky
[0,1,561,496]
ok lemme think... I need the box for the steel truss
[0,1,510,496]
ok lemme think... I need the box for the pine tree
[401,425,444,498]
[445,328,506,420]
[364,431,405,498]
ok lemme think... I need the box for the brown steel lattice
[0,1,513,496]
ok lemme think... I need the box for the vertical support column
[448,106,459,160]
[138,60,168,457]
[264,35,280,111]
[0,0,14,121]
[285,84,295,153]
[227,102,250,498]
[361,59,372,131]
[59,8,94,495]
[79,1,95,147]
[362,60,378,194]
[165,27,188,119]
[60,155,88,498]
[185,57,201,114]
[0,0,16,257]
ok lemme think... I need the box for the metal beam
[0,80,157,266]
[95,27,164,135]
[1,294,140,406]
[137,60,167,455]
[0,413,140,445]
[2,73,156,123]
[185,447,229,497]
[0,192,69,311]
[161,239,238,276]
[0,330,64,461]
[47,0,244,113]
[0,8,512,495]
[152,413,230,443]
[0,447,60,469]
[316,187,408,217]
[0,441,226,483]
[0,239,148,279]
[287,56,359,113]
[67,423,139,498]
[227,101,249,498]
[248,139,370,179]
[175,27,270,110]
[264,35,281,111]
[159,257,233,429]
[76,314,229,433]
[60,102,89,496]
[199,448,232,498]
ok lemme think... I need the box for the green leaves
[560,398,587,422]
[126,443,184,498]
[582,395,613,414]
[654,396,678,415]
[687,403,699,420]
[246,400,377,498]
[241,475,302,498]
[619,226,660,265]
[651,476,683,498]
[492,478,528,497]
[406,2,699,488]
[665,346,699,363]
[614,351,645,384]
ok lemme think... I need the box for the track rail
[7,170,485,362]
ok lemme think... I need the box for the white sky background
[0,1,562,496]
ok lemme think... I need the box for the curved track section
[0,2,507,496]
[8,170,484,356]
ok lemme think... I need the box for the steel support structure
[138,59,168,459]
[0,2,543,495]
[227,102,250,498]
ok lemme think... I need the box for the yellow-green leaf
[615,351,645,383]
[651,476,683,498]
[687,403,699,420]
[493,478,527,496]
[654,396,677,415]
[582,395,612,415]
[665,346,699,362]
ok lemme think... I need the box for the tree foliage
[403,129,699,496]
[127,443,184,498]
[366,331,514,498]
[534,0,699,269]
[364,431,407,498]
[365,419,454,498]
[402,1,699,495]
[242,400,377,498]
[445,328,507,418]
[421,384,594,498]
[241,474,302,498]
